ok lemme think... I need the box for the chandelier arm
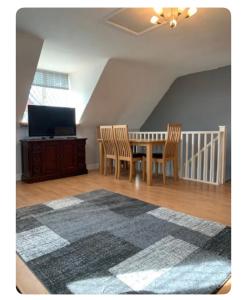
[150,7,198,27]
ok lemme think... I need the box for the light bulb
[150,16,160,25]
[169,19,177,28]
[177,8,185,15]
[154,7,163,16]
[186,7,198,18]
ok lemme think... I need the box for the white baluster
[210,134,215,183]
[219,126,227,184]
[180,134,183,177]
[216,132,221,184]
[203,134,208,182]
[185,134,189,178]
[191,133,195,179]
[197,133,201,180]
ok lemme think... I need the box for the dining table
[97,138,167,186]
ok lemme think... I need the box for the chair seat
[152,153,174,160]
[152,153,163,159]
[133,152,146,158]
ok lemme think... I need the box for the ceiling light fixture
[150,15,161,25]
[186,7,198,18]
[154,7,164,16]
[150,7,198,29]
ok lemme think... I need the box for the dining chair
[113,125,145,182]
[143,123,182,184]
[96,125,101,139]
[100,125,118,178]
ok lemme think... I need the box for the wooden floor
[16,170,231,294]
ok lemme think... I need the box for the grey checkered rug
[16,189,231,294]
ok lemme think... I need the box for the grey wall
[141,66,231,180]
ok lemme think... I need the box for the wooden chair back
[96,126,101,139]
[164,123,182,158]
[100,126,117,158]
[113,125,132,160]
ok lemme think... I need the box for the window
[22,70,83,124]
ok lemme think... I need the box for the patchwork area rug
[16,189,231,294]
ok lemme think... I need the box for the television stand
[39,136,53,140]
[21,138,88,183]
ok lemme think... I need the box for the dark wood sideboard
[21,138,88,183]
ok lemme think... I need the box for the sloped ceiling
[69,58,109,120]
[81,58,176,129]
[16,30,44,122]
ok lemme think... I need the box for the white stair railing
[129,126,227,185]
[129,131,167,141]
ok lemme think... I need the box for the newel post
[218,126,227,184]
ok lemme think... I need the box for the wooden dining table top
[97,138,166,145]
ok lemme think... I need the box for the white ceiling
[16,8,231,74]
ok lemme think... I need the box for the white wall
[16,31,43,178]
[16,127,28,180]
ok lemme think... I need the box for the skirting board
[16,163,99,181]
[87,163,99,170]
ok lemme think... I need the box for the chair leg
[109,159,113,174]
[142,158,146,181]
[104,157,107,175]
[117,159,121,179]
[129,161,133,182]
[173,159,177,180]
[133,161,136,178]
[162,162,166,184]
[155,162,159,176]
[114,159,118,179]
[174,157,179,180]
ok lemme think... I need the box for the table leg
[99,142,104,175]
[146,143,153,186]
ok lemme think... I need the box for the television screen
[28,105,76,137]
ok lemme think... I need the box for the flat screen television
[28,105,76,137]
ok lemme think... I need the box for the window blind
[33,69,69,90]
